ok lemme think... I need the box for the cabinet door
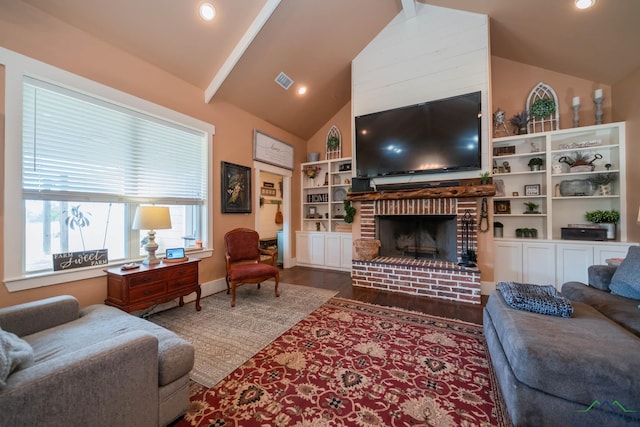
[296,232,311,265]
[522,242,556,288]
[556,244,593,285]
[309,233,325,265]
[340,234,352,269]
[325,234,342,268]
[594,244,634,264]
[493,241,523,283]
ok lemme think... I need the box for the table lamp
[132,206,172,265]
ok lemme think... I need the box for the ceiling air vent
[274,72,294,90]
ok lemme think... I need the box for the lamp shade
[132,206,172,230]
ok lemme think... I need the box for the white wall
[352,3,491,185]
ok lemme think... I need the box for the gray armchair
[0,295,194,427]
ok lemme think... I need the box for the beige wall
[612,67,640,242]
[305,102,353,161]
[491,56,613,130]
[0,2,305,308]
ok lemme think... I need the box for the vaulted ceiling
[21,0,640,140]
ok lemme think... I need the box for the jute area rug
[174,297,510,427]
[149,281,337,388]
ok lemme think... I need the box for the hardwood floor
[278,266,486,325]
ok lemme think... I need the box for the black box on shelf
[560,227,607,241]
[339,163,352,171]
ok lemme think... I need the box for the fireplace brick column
[353,196,481,304]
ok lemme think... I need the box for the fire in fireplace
[376,215,457,262]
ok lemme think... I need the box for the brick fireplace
[350,186,491,305]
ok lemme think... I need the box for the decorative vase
[598,184,611,196]
[600,223,616,240]
[494,226,503,238]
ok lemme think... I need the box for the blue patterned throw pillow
[498,281,574,318]
[609,246,640,300]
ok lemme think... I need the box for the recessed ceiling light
[575,0,595,10]
[297,86,307,95]
[199,2,216,21]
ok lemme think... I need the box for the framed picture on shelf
[221,161,251,213]
[494,179,505,197]
[512,191,519,196]
[494,200,511,214]
[524,184,541,196]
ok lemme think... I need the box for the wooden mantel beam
[346,184,496,202]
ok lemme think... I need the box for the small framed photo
[524,184,541,196]
[308,207,317,218]
[512,191,519,197]
[494,200,511,214]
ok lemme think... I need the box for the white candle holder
[594,96,604,125]
[572,105,580,127]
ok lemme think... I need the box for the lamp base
[142,230,161,265]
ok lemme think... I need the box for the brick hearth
[352,197,482,304]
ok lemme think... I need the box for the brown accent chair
[224,228,280,307]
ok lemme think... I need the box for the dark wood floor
[278,266,486,325]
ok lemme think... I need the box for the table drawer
[129,272,163,287]
[129,281,166,301]
[164,264,197,280]
[167,274,197,291]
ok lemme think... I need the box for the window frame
[2,48,214,292]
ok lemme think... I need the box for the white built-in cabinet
[494,239,635,289]
[492,122,626,240]
[297,157,353,272]
[296,231,352,272]
[492,122,638,287]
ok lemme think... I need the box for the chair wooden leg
[231,282,236,307]
[225,275,230,294]
[274,273,280,298]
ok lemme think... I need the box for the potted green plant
[528,157,544,171]
[509,110,529,135]
[587,172,617,195]
[530,98,556,119]
[585,209,620,240]
[480,171,491,184]
[523,202,540,214]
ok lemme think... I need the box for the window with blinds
[23,77,207,205]
[21,77,209,273]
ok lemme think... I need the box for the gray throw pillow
[0,327,35,388]
[609,246,640,300]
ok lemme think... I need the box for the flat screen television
[354,91,482,178]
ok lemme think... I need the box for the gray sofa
[0,295,194,427]
[484,259,640,426]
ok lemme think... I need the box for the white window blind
[22,76,207,205]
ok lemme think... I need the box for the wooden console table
[105,258,201,313]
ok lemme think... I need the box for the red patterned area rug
[174,297,510,427]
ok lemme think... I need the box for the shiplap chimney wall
[351,3,491,184]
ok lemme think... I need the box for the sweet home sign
[53,249,109,271]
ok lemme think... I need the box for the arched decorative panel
[326,125,342,160]
[527,82,559,133]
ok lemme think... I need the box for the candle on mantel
[595,89,603,99]
[573,96,580,106]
